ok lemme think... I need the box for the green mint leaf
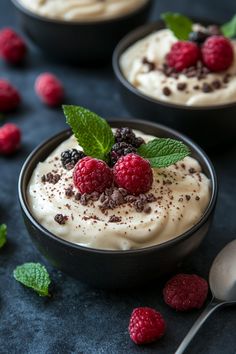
[0,224,7,248]
[63,105,114,161]
[138,138,190,168]
[161,12,193,40]
[13,263,51,297]
[221,15,236,38]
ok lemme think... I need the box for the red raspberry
[202,35,234,72]
[163,274,208,311]
[0,123,21,155]
[73,157,113,194]
[167,41,200,72]
[0,28,26,64]
[113,153,153,195]
[129,307,166,345]
[0,79,21,112]
[35,73,64,107]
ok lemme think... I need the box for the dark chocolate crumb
[109,215,122,223]
[177,82,187,91]
[41,172,61,184]
[163,87,172,96]
[212,80,221,89]
[202,83,213,93]
[185,195,191,201]
[142,57,156,72]
[54,214,68,225]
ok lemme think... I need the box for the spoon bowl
[209,240,236,302]
[175,239,236,354]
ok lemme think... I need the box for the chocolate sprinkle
[109,215,122,223]
[202,83,213,93]
[177,82,187,91]
[163,87,172,96]
[41,172,61,184]
[54,214,68,225]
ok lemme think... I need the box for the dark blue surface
[1,1,236,353]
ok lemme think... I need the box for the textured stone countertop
[0,0,236,353]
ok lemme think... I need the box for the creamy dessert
[18,0,148,22]
[120,15,236,106]
[27,107,211,251]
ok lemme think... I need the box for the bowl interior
[19,119,217,254]
[113,20,236,111]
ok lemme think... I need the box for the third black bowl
[113,21,236,149]
[11,0,153,64]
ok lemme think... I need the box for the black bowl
[11,0,153,64]
[113,21,236,149]
[18,120,217,289]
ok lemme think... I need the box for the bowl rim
[112,20,236,111]
[18,118,218,255]
[11,0,152,26]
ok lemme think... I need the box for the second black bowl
[113,21,236,149]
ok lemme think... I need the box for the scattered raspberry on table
[129,307,166,345]
[0,28,27,64]
[35,73,64,106]
[163,273,208,311]
[0,79,21,112]
[0,123,21,155]
[202,35,234,72]
[73,157,113,194]
[113,153,153,195]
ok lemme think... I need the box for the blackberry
[61,149,85,170]
[189,31,209,45]
[115,127,144,148]
[109,142,137,166]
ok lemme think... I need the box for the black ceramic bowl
[11,0,153,64]
[18,120,217,289]
[113,21,236,149]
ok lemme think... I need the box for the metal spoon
[175,240,236,354]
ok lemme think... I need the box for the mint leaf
[161,12,193,40]
[13,263,51,297]
[0,224,7,248]
[138,138,190,168]
[63,105,114,161]
[221,15,236,38]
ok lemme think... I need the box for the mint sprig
[138,138,190,168]
[63,105,114,162]
[13,263,51,297]
[0,224,7,248]
[221,14,236,38]
[161,12,193,40]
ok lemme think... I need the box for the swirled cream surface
[18,0,148,21]
[120,28,236,106]
[27,131,211,251]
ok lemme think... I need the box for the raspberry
[115,127,144,148]
[163,274,208,311]
[35,73,64,106]
[113,153,153,195]
[0,123,21,155]
[109,142,137,166]
[0,28,26,64]
[202,35,234,72]
[61,149,85,170]
[129,307,166,345]
[0,79,21,112]
[167,41,200,72]
[73,157,113,194]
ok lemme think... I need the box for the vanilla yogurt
[27,131,211,251]
[120,28,236,106]
[18,0,148,22]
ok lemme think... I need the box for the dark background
[0,1,236,353]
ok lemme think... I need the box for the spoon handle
[175,298,224,354]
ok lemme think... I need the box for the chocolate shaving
[54,214,68,225]
[41,172,61,184]
[109,215,122,223]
